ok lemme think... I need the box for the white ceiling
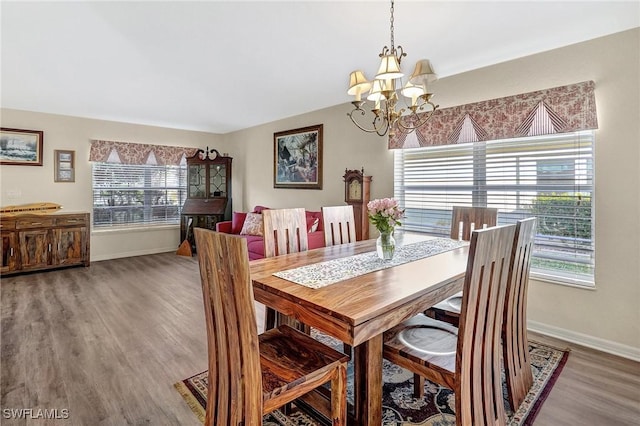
[1,1,638,134]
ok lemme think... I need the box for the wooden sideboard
[1,212,90,276]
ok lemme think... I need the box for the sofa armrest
[216,221,233,233]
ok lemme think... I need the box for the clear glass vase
[376,230,396,260]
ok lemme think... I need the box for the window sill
[530,271,596,290]
[92,224,179,236]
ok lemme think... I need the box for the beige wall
[0,110,224,260]
[228,29,640,356]
[1,29,638,357]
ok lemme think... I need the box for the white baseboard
[91,246,176,262]
[528,320,640,362]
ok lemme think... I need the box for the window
[92,162,187,228]
[394,131,594,286]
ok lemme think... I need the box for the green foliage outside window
[528,193,592,239]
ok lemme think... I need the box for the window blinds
[394,131,594,285]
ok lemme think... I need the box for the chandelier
[347,0,439,137]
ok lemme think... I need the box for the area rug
[175,334,569,425]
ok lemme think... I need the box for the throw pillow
[306,216,315,232]
[253,205,270,214]
[231,212,247,234]
[240,212,264,236]
[307,217,319,233]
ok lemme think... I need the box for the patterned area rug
[175,333,569,425]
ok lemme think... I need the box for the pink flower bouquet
[367,198,405,234]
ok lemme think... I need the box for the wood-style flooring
[1,252,638,425]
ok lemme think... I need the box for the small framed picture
[54,150,75,182]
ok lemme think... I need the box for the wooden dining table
[248,235,469,425]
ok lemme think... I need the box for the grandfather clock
[343,168,372,241]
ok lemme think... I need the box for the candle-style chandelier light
[347,0,439,137]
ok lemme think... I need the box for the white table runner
[273,238,467,289]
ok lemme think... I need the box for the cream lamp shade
[409,59,438,86]
[375,54,403,80]
[348,71,372,101]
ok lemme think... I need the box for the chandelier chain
[389,0,395,51]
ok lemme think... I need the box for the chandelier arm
[374,117,390,137]
[395,108,438,132]
[347,110,387,134]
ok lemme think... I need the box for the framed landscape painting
[273,124,323,189]
[0,128,44,166]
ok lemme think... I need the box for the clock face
[348,179,362,201]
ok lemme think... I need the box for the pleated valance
[89,140,199,165]
[389,81,598,149]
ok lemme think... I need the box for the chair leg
[343,343,352,357]
[413,373,425,399]
[273,311,311,335]
[265,307,277,331]
[330,364,347,425]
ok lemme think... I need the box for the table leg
[353,334,383,426]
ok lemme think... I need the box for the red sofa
[215,205,326,260]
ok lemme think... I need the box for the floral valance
[89,140,199,165]
[389,81,598,149]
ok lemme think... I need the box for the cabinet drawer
[16,218,54,229]
[55,216,88,227]
[0,220,16,230]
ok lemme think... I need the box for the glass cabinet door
[188,164,206,198]
[209,164,226,197]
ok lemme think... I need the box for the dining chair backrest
[450,206,498,241]
[503,217,537,409]
[262,208,309,258]
[194,228,263,423]
[456,224,516,426]
[322,205,357,246]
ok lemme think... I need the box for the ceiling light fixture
[347,0,439,137]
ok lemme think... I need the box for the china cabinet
[180,148,232,251]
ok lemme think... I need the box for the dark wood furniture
[322,205,357,246]
[194,228,348,425]
[248,236,469,426]
[383,225,516,426]
[262,208,310,332]
[1,212,90,276]
[180,148,232,252]
[343,169,371,241]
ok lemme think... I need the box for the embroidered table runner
[273,238,467,289]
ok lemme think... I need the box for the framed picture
[54,150,75,182]
[274,124,323,189]
[0,128,44,166]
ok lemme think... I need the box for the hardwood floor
[1,252,638,425]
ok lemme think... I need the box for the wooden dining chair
[383,224,516,426]
[263,207,309,257]
[322,205,357,246]
[502,217,537,410]
[427,205,499,321]
[194,228,348,426]
[321,205,357,356]
[426,217,537,410]
[262,208,309,331]
[450,205,498,241]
